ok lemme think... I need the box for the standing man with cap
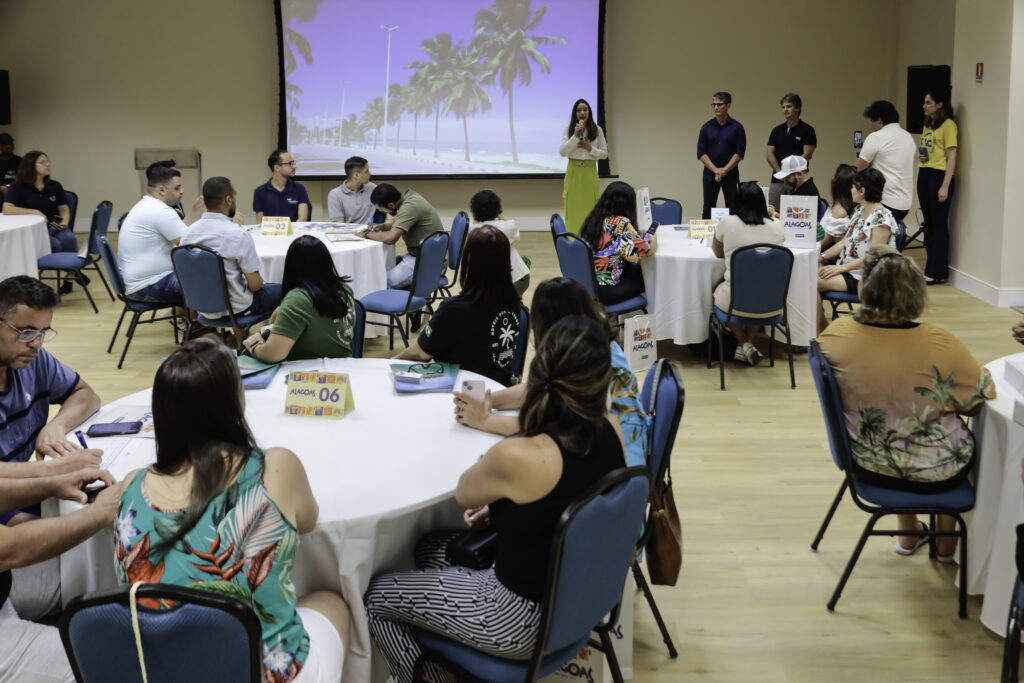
[697,91,746,219]
[857,100,916,222]
[253,149,310,223]
[0,134,20,197]
[766,93,817,211]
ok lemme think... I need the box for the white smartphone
[462,380,486,402]
[395,371,423,384]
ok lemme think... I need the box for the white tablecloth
[0,215,50,280]
[966,353,1024,635]
[55,358,503,682]
[641,227,818,346]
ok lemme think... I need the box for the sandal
[894,522,929,556]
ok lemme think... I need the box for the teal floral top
[610,341,650,467]
[115,451,309,682]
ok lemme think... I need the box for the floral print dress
[839,205,897,279]
[593,216,653,286]
[115,451,309,682]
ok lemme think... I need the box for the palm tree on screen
[388,83,407,153]
[472,0,566,164]
[406,74,435,156]
[407,33,460,158]
[362,98,385,150]
[443,47,492,162]
[280,0,323,121]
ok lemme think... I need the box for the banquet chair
[509,305,530,383]
[37,200,115,314]
[650,197,683,226]
[436,211,468,300]
[550,213,567,244]
[352,298,366,358]
[414,466,650,683]
[360,230,449,349]
[171,244,271,349]
[64,189,79,231]
[707,244,794,390]
[554,233,648,324]
[1003,574,1024,682]
[818,197,828,223]
[59,583,262,683]
[634,359,685,659]
[808,341,974,617]
[97,235,180,368]
[822,222,907,321]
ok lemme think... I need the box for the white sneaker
[733,347,747,363]
[742,342,763,366]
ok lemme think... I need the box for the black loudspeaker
[0,71,9,125]
[906,65,950,134]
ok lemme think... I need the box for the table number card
[260,216,293,235]
[710,207,729,221]
[780,195,817,247]
[284,370,354,418]
[688,219,717,240]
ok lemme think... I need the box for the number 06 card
[284,371,355,418]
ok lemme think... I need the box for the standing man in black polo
[766,93,817,210]
[697,92,746,219]
[253,149,310,223]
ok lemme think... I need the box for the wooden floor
[46,233,1020,682]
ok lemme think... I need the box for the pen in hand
[74,431,88,449]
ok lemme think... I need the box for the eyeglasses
[279,161,297,167]
[408,362,445,378]
[0,318,57,343]
[711,102,727,108]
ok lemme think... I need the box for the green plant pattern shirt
[115,451,309,682]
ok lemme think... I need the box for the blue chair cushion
[438,274,450,288]
[712,305,783,327]
[822,291,859,303]
[124,298,177,314]
[416,629,589,682]
[196,311,268,329]
[855,477,975,511]
[361,289,426,314]
[38,253,87,270]
[605,295,647,316]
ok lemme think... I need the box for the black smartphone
[853,130,864,149]
[86,420,143,437]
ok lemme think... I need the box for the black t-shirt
[4,179,68,218]
[790,177,820,198]
[417,295,521,386]
[0,155,21,187]
[768,120,817,180]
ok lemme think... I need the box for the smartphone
[395,371,423,384]
[646,222,660,236]
[86,420,143,437]
[853,130,864,149]
[462,380,486,403]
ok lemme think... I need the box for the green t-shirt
[271,284,355,360]
[394,189,444,258]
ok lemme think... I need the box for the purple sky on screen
[285,0,599,129]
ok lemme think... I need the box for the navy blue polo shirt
[252,179,310,221]
[697,117,747,169]
[4,180,68,218]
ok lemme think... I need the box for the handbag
[445,528,497,570]
[646,474,682,586]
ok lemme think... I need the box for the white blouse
[820,206,852,239]
[469,219,531,283]
[559,125,608,161]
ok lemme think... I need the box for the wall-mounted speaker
[906,65,951,134]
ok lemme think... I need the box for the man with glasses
[253,149,310,223]
[697,91,746,219]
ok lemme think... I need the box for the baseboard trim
[949,267,1024,307]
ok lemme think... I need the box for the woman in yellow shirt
[917,88,957,284]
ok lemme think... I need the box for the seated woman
[395,225,522,386]
[114,337,350,682]
[711,180,785,366]
[365,315,626,683]
[818,246,995,558]
[2,150,80,293]
[579,180,656,305]
[816,168,897,333]
[818,163,857,252]
[468,189,531,295]
[243,235,356,362]
[453,276,649,467]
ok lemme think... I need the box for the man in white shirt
[118,166,203,303]
[327,156,378,224]
[180,177,281,319]
[857,100,916,222]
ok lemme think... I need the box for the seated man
[363,183,445,289]
[253,149,310,223]
[0,133,21,198]
[181,177,282,320]
[118,166,203,304]
[773,154,819,197]
[328,155,377,224]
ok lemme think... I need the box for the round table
[641,226,819,346]
[966,352,1024,636]
[0,215,50,280]
[56,357,503,682]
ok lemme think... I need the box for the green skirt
[563,158,599,234]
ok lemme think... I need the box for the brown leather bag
[646,473,682,586]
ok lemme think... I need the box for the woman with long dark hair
[579,180,657,305]
[559,98,607,233]
[366,316,626,683]
[453,276,649,468]
[243,235,356,361]
[395,225,522,385]
[114,337,349,682]
[917,88,958,284]
[819,163,858,251]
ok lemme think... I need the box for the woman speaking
[559,98,607,234]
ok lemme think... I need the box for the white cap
[773,155,808,180]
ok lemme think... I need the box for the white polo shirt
[118,195,188,294]
[859,123,916,211]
